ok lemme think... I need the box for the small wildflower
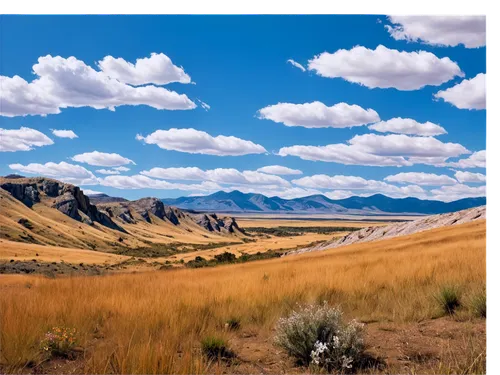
[40,327,78,358]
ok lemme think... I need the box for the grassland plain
[0,220,485,374]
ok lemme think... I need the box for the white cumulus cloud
[348,134,469,158]
[113,166,130,172]
[136,128,267,156]
[278,143,412,167]
[0,55,196,117]
[307,45,463,90]
[324,190,356,200]
[430,184,486,202]
[8,161,99,185]
[257,101,380,128]
[384,172,457,186]
[82,189,103,195]
[256,165,303,175]
[454,171,486,183]
[434,73,486,110]
[368,117,447,136]
[287,59,306,72]
[140,167,291,187]
[292,174,427,199]
[95,169,121,175]
[100,174,221,192]
[97,53,191,86]
[72,151,135,167]
[0,127,54,152]
[51,129,78,139]
[446,150,486,169]
[279,134,468,167]
[386,16,486,48]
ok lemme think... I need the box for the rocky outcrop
[287,205,486,256]
[0,177,125,232]
[194,213,244,234]
[103,204,136,224]
[0,182,40,207]
[127,198,184,226]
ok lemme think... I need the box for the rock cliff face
[0,177,125,232]
[287,205,486,256]
[1,177,246,239]
[128,198,182,225]
[0,181,40,207]
[194,213,244,233]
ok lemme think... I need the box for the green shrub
[201,336,234,360]
[274,302,364,371]
[213,252,237,264]
[470,289,486,318]
[435,286,462,315]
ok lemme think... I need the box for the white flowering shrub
[274,302,364,371]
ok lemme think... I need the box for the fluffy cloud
[307,45,463,90]
[384,172,457,186]
[386,16,486,48]
[72,151,135,167]
[222,185,323,200]
[348,134,469,158]
[0,127,54,152]
[279,133,469,167]
[82,189,103,195]
[292,174,427,198]
[278,143,412,167]
[97,53,191,85]
[256,165,303,175]
[257,101,380,128]
[324,190,356,200]
[368,117,447,136]
[95,169,121,175]
[434,73,486,110]
[430,184,486,202]
[8,161,99,185]
[140,167,291,187]
[136,128,267,156]
[287,59,306,72]
[113,166,130,172]
[0,55,196,117]
[454,171,486,183]
[100,174,221,192]
[51,129,78,139]
[446,150,486,169]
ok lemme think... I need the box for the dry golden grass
[0,220,485,374]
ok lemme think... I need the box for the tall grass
[0,221,486,374]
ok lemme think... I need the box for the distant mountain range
[161,190,486,215]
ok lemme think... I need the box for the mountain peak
[161,190,486,215]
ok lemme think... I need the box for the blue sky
[0,15,486,201]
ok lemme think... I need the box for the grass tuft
[201,336,234,360]
[435,286,462,315]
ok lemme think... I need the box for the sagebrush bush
[274,302,364,371]
[40,327,77,358]
[435,286,461,315]
[201,336,234,360]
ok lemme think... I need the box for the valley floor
[0,220,486,374]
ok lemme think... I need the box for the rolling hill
[162,190,486,215]
[0,177,246,253]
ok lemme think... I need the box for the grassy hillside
[0,220,485,374]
